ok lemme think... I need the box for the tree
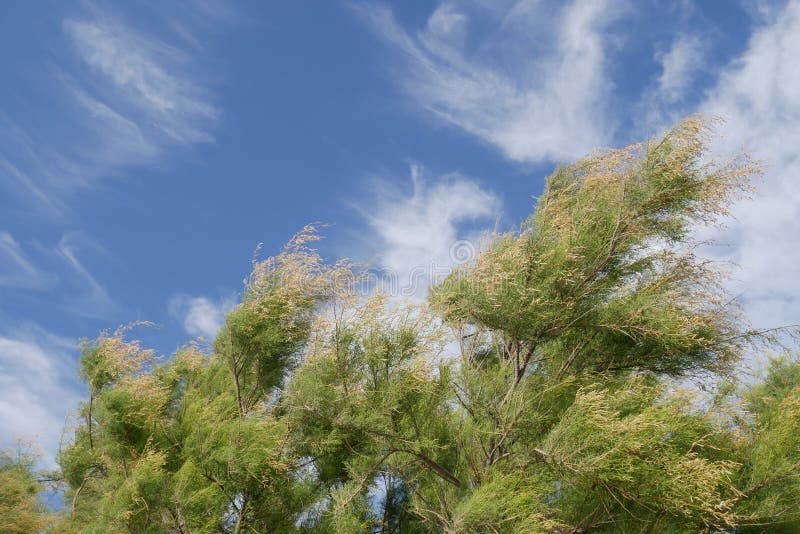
[45,117,799,533]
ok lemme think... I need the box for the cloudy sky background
[1,0,798,466]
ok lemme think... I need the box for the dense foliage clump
[6,118,800,533]
[0,446,52,534]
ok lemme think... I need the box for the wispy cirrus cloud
[63,15,219,147]
[356,0,627,164]
[0,3,226,214]
[55,232,116,317]
[0,150,65,217]
[0,229,116,318]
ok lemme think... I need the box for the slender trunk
[233,366,245,417]
[410,451,462,487]
[87,393,94,450]
[227,328,246,418]
[72,473,89,515]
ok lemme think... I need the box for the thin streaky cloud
[66,83,160,167]
[56,233,116,316]
[0,232,55,290]
[63,15,219,147]
[0,157,63,216]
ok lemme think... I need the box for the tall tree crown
[32,118,800,533]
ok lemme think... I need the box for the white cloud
[0,232,55,289]
[0,331,82,468]
[365,166,500,298]
[656,34,707,103]
[169,295,235,340]
[699,0,800,333]
[357,0,626,163]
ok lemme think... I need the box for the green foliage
[20,118,797,533]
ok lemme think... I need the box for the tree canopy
[6,117,800,533]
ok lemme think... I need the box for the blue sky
[1,0,798,465]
